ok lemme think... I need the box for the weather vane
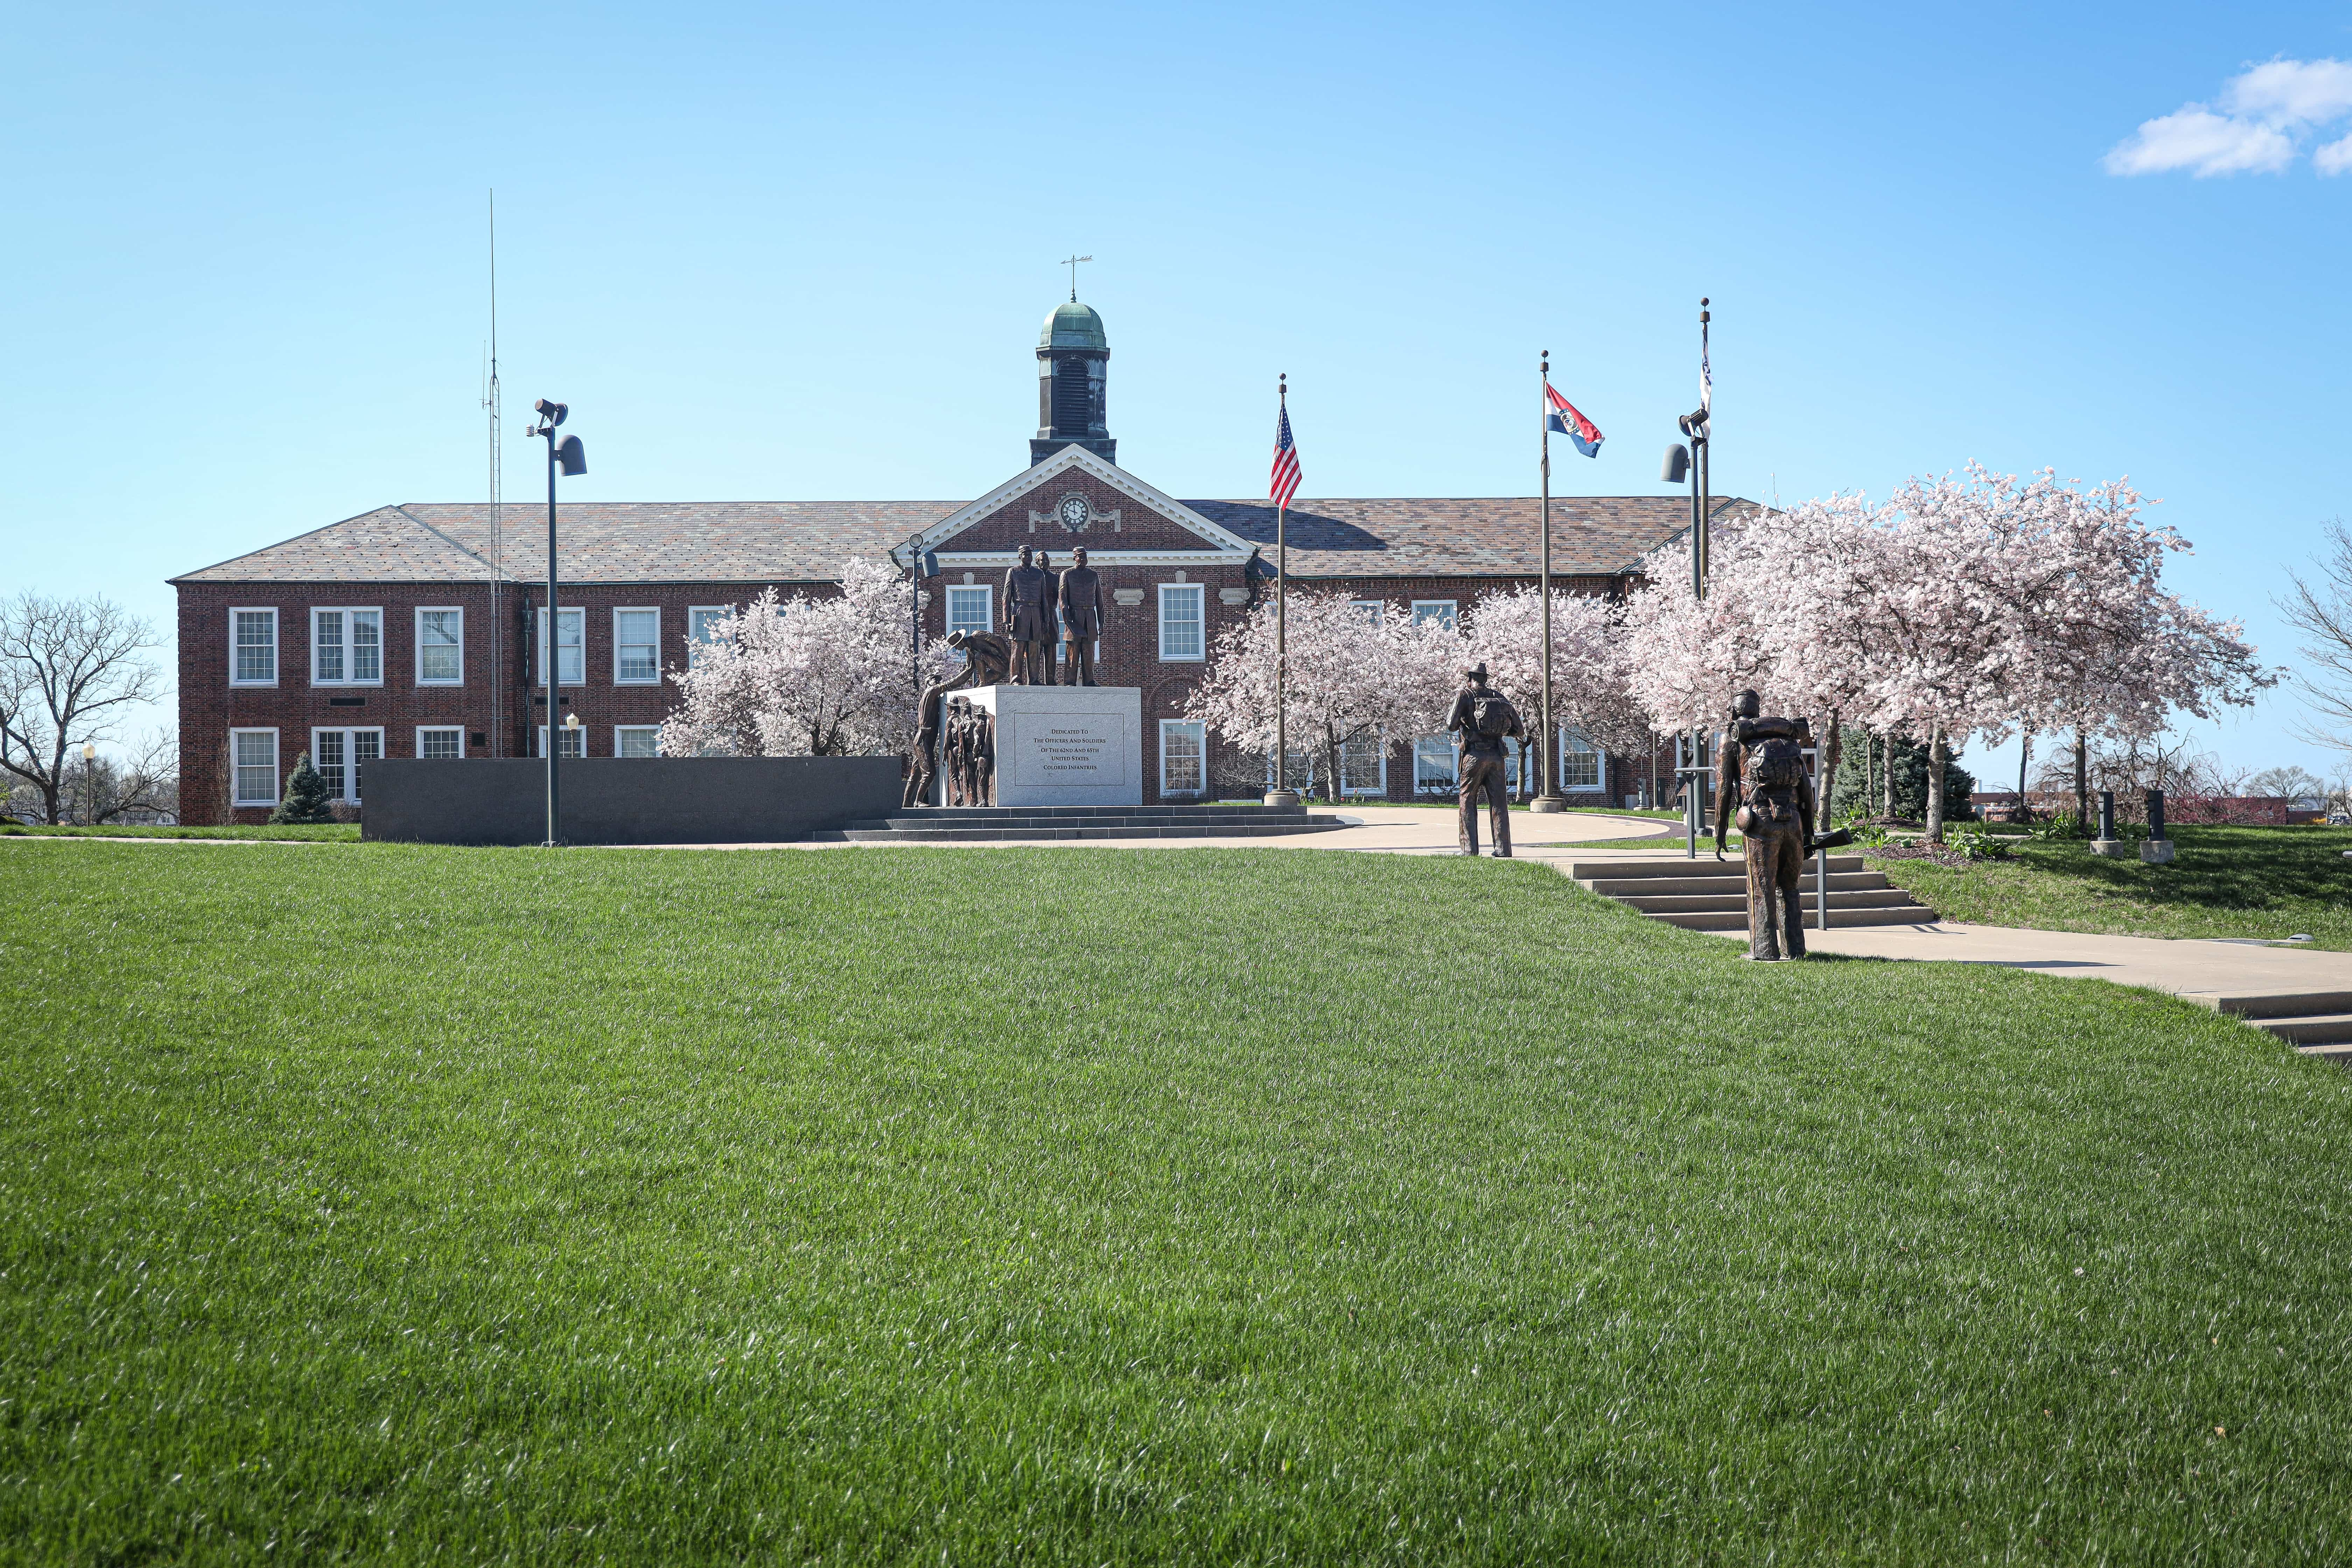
[1061,253,1092,301]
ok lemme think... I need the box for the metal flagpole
[1266,374,1297,808]
[1533,351,1563,812]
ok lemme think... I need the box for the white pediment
[909,445,1255,562]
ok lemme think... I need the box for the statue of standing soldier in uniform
[1057,545,1104,685]
[1447,662,1524,857]
[1712,689,1847,960]
[1004,545,1056,685]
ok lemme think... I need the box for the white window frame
[1410,599,1458,631]
[309,726,384,805]
[1340,731,1388,796]
[1350,599,1385,626]
[229,607,278,687]
[536,607,586,687]
[1158,583,1205,662]
[687,606,732,670]
[1560,731,1605,793]
[945,584,993,637]
[537,725,587,760]
[309,606,384,687]
[1158,718,1206,797]
[230,728,279,806]
[614,725,662,758]
[1414,735,1457,793]
[415,726,465,760]
[613,607,661,685]
[414,606,464,686]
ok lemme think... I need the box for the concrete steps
[809,803,1352,843]
[1564,853,1939,931]
[2194,990,2352,1065]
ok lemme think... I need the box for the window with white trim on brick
[614,609,660,684]
[416,608,463,685]
[311,727,383,803]
[416,726,464,761]
[536,608,585,686]
[615,725,661,757]
[230,609,278,686]
[312,608,383,685]
[230,728,279,806]
[1158,583,1204,661]
[1410,600,1457,631]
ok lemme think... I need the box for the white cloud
[2106,57,2352,176]
[2221,57,2352,125]
[2104,108,2294,176]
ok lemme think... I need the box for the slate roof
[172,496,1757,585]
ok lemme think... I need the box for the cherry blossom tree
[1183,592,1461,803]
[660,557,954,758]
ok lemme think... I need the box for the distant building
[171,298,1749,823]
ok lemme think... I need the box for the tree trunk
[1883,733,1896,820]
[1820,711,1842,821]
[1926,726,1948,843]
[1863,732,1875,821]
[2073,729,2090,825]
[2017,730,2032,822]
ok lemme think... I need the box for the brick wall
[176,568,1645,823]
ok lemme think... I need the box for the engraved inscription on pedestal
[1017,713,1132,790]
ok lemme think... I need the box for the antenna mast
[484,191,505,757]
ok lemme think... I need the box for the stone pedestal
[2140,838,2175,864]
[2090,839,2131,858]
[958,685,1142,807]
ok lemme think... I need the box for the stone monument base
[957,684,1143,808]
[2140,838,2175,864]
[2089,838,2131,858]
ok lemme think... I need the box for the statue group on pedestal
[1003,544,1104,687]
[940,695,995,808]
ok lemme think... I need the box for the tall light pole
[527,399,586,848]
[81,742,96,826]
[1662,298,1713,858]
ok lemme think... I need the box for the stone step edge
[1658,906,1940,931]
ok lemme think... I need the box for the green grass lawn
[5,842,2351,1563]
[1869,824,2352,950]
[0,822,359,841]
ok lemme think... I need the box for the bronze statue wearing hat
[1447,661,1524,856]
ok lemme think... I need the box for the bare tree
[2279,520,2352,759]
[60,731,180,824]
[0,592,166,824]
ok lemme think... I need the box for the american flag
[1270,402,1301,509]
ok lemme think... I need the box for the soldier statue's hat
[1464,661,1489,682]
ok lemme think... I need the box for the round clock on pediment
[1055,492,1091,532]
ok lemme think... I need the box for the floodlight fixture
[556,434,586,476]
[1661,443,1690,484]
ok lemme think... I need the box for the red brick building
[172,298,1749,824]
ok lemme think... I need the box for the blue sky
[6,2,2348,784]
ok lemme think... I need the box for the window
[416,726,464,760]
[537,725,587,759]
[1159,719,1205,796]
[615,725,662,757]
[1410,600,1458,631]
[1414,735,1457,793]
[536,607,585,686]
[1350,599,1385,626]
[1341,733,1386,796]
[230,609,277,685]
[311,608,383,685]
[1561,732,1603,791]
[311,727,383,804]
[1158,583,1205,661]
[416,608,463,685]
[945,585,992,638]
[688,606,731,669]
[231,729,279,806]
[614,608,660,684]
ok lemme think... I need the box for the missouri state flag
[1545,383,1604,458]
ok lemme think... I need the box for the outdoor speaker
[556,435,586,476]
[1661,443,1689,484]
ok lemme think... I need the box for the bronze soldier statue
[1003,545,1056,685]
[1447,661,1524,857]
[946,628,1013,688]
[972,707,996,805]
[1057,545,1104,685]
[943,696,971,806]
[905,630,1016,807]
[1714,690,1817,961]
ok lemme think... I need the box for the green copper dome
[1040,300,1108,352]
